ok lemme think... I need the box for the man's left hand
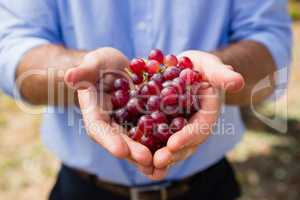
[147,51,245,180]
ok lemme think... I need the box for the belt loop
[130,188,139,200]
[161,187,167,200]
[130,182,170,200]
[130,188,168,200]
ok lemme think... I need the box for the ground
[0,23,299,200]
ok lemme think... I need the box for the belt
[66,158,227,200]
[71,168,191,200]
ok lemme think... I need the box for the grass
[0,94,59,199]
[0,22,299,200]
[231,22,300,200]
[290,1,300,21]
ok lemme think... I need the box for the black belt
[66,158,228,200]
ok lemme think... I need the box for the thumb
[64,53,105,89]
[203,65,245,92]
[64,47,129,90]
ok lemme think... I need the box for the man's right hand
[64,47,154,175]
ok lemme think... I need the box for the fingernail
[225,81,236,91]
[139,166,153,175]
[66,70,75,86]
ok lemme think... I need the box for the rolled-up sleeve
[0,1,61,97]
[230,0,292,74]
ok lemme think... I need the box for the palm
[149,51,244,180]
[65,48,154,174]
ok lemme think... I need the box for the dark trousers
[49,158,241,200]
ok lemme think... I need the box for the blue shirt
[0,0,292,185]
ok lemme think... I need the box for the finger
[78,87,129,158]
[147,168,168,180]
[121,134,153,167]
[203,64,245,92]
[170,146,198,164]
[127,158,154,175]
[137,165,154,175]
[65,48,129,89]
[153,146,198,169]
[78,86,112,122]
[179,51,244,93]
[65,53,104,87]
[153,147,172,169]
[167,87,220,151]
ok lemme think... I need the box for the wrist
[62,49,87,70]
[210,50,227,65]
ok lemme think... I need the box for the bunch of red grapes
[111,49,204,153]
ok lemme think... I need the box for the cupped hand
[148,51,245,180]
[64,47,154,175]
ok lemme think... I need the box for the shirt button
[137,21,147,31]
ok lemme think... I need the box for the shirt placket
[130,0,153,58]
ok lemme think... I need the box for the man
[0,0,291,200]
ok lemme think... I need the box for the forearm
[16,44,87,105]
[213,41,277,106]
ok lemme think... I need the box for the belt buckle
[130,182,170,200]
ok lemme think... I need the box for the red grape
[194,71,203,82]
[164,54,178,67]
[114,108,131,125]
[146,60,160,75]
[131,73,143,84]
[162,80,173,88]
[148,49,164,64]
[163,66,181,80]
[146,96,161,111]
[130,89,138,98]
[154,123,172,143]
[148,80,162,95]
[111,90,129,109]
[178,56,193,69]
[179,68,197,85]
[140,135,159,153]
[127,97,144,115]
[151,111,168,124]
[162,105,181,118]
[129,127,143,141]
[129,58,146,74]
[113,78,129,91]
[137,115,155,134]
[170,117,187,133]
[161,87,178,105]
[151,73,165,84]
[172,77,186,94]
[139,84,152,96]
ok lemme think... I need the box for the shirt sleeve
[0,1,61,97]
[230,0,292,92]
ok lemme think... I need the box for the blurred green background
[0,1,300,200]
